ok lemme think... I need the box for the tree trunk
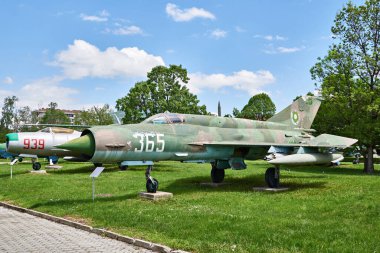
[363,144,374,174]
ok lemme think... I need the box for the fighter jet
[5,127,83,170]
[57,96,357,192]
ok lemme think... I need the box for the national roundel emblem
[291,111,299,125]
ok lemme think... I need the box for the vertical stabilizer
[267,96,322,129]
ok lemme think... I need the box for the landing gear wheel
[265,167,279,188]
[17,157,23,162]
[119,165,128,171]
[32,162,41,171]
[93,163,103,167]
[146,178,159,193]
[211,168,225,183]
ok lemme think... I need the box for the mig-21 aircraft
[57,96,357,192]
[5,127,83,170]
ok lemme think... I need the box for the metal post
[90,167,104,202]
[10,158,18,179]
[92,177,95,202]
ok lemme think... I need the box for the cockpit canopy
[38,127,76,134]
[143,113,185,124]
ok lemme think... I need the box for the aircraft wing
[189,134,357,149]
[19,154,38,158]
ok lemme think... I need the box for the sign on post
[10,158,18,179]
[90,167,105,201]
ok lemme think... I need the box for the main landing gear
[210,163,225,183]
[145,165,159,193]
[265,166,280,188]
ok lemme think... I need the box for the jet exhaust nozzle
[56,134,95,158]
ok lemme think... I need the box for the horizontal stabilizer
[309,134,357,148]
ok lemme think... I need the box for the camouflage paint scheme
[59,96,357,168]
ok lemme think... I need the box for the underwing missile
[268,153,343,166]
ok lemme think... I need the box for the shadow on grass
[0,168,30,178]
[29,192,137,209]
[288,165,380,176]
[160,174,327,195]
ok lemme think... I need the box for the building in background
[34,108,82,123]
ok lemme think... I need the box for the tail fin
[267,96,322,129]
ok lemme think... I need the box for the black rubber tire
[17,157,23,162]
[265,167,279,188]
[32,162,41,171]
[211,168,225,183]
[119,165,128,171]
[146,178,159,193]
[93,163,103,167]
[52,159,58,164]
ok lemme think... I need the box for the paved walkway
[0,206,154,253]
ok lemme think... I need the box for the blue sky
[0,0,363,115]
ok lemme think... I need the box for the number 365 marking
[133,133,165,152]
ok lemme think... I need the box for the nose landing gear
[145,165,159,193]
[31,158,41,171]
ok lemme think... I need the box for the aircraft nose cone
[56,134,95,157]
[5,133,18,151]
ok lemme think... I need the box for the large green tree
[40,102,70,124]
[0,96,18,130]
[0,96,18,142]
[233,93,276,120]
[116,65,207,123]
[74,104,114,126]
[310,0,380,173]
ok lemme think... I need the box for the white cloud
[255,34,287,41]
[18,76,79,109]
[95,87,105,91]
[188,70,275,95]
[277,46,302,53]
[53,40,165,79]
[80,10,109,22]
[105,25,143,35]
[211,29,227,39]
[166,3,215,22]
[3,76,13,84]
[235,26,246,33]
[264,45,304,54]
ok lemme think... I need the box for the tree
[0,96,18,130]
[234,93,276,120]
[116,65,207,123]
[40,102,70,124]
[293,92,315,102]
[14,106,37,132]
[310,0,380,174]
[74,104,114,126]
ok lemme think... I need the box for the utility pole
[218,101,221,117]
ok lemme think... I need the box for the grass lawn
[0,159,379,252]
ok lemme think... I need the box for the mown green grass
[0,159,379,252]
